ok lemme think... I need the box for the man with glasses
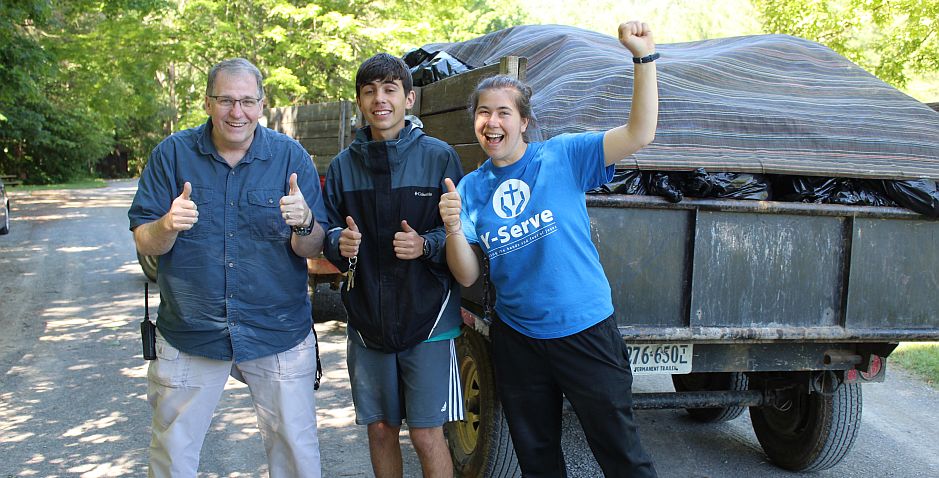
[129,58,327,477]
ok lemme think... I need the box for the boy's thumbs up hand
[339,216,361,258]
[393,220,424,260]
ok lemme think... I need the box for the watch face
[423,239,430,257]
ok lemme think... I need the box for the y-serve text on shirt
[480,209,554,249]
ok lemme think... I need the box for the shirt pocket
[247,189,290,241]
[179,185,213,240]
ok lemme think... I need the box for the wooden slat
[298,137,341,158]
[421,109,476,145]
[454,144,488,173]
[287,102,346,122]
[419,56,523,116]
[277,119,344,139]
[264,101,348,127]
[311,155,335,175]
[410,87,422,118]
[338,101,350,150]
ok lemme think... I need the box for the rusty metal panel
[590,207,691,328]
[690,212,846,328]
[686,343,862,373]
[847,218,939,328]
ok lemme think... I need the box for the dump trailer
[412,26,939,476]
[262,24,939,476]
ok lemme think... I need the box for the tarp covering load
[421,25,939,181]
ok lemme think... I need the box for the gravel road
[0,180,936,477]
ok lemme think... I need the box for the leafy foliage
[754,0,939,89]
[0,0,527,183]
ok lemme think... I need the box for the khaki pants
[147,330,321,478]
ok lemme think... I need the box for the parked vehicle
[245,25,939,475]
[0,176,11,235]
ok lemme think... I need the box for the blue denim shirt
[129,119,327,362]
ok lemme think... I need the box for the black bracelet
[632,52,660,64]
[291,215,315,236]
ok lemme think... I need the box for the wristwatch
[422,236,431,258]
[291,214,314,236]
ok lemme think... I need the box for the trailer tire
[671,372,748,422]
[445,328,520,478]
[137,253,158,283]
[749,380,861,472]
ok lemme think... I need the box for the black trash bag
[701,172,771,200]
[402,48,434,68]
[673,168,771,200]
[772,175,840,203]
[588,169,649,195]
[650,172,683,203]
[879,179,939,217]
[406,50,471,87]
[678,168,713,198]
[829,179,897,207]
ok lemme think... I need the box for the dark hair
[355,53,413,97]
[206,58,264,99]
[468,75,536,138]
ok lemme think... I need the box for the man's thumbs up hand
[288,172,302,196]
[280,172,311,227]
[164,181,198,232]
[394,220,424,260]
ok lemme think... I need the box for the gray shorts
[347,330,464,428]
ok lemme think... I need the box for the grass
[7,178,108,190]
[891,342,939,389]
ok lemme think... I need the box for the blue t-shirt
[458,132,615,339]
[128,119,328,362]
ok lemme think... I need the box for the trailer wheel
[749,379,861,471]
[137,253,158,283]
[445,328,520,478]
[671,372,749,422]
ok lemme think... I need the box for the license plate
[626,343,693,375]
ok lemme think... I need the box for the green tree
[754,0,939,89]
[44,0,175,175]
[2,0,528,182]
[0,0,54,179]
[0,0,173,182]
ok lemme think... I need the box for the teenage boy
[323,53,464,478]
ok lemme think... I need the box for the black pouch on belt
[141,282,156,360]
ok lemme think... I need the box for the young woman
[439,21,659,478]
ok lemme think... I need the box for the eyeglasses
[208,95,262,110]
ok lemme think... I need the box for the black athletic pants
[491,315,657,478]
